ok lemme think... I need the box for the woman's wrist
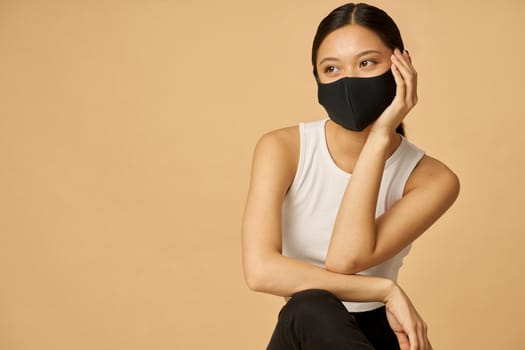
[361,129,393,161]
[381,279,400,305]
[368,126,397,144]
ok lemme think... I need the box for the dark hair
[312,3,406,136]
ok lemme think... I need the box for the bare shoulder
[405,154,461,198]
[257,124,299,151]
[250,124,300,197]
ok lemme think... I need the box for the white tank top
[281,117,425,312]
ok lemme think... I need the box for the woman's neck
[325,119,401,161]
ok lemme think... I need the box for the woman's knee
[289,289,340,305]
[280,289,346,323]
[271,289,373,349]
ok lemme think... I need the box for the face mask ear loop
[313,68,321,84]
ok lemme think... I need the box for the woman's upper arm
[348,155,461,273]
[241,128,297,288]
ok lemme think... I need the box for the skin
[241,23,460,350]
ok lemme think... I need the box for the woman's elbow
[243,250,284,293]
[244,267,264,292]
[325,256,361,275]
[243,259,271,292]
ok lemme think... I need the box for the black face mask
[317,69,396,131]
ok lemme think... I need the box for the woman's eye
[324,66,338,73]
[359,60,376,68]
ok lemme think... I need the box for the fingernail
[405,49,410,55]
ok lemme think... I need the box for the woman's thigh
[266,289,375,350]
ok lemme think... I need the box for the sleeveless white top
[281,117,425,312]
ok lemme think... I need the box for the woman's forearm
[326,130,394,273]
[245,251,395,303]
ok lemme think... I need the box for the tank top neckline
[319,117,405,178]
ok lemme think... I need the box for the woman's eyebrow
[318,57,339,65]
[357,50,383,57]
[318,50,384,65]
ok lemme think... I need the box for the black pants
[267,289,400,350]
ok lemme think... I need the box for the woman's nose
[342,66,361,78]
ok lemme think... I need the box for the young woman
[241,3,460,349]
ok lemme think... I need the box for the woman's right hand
[383,283,433,350]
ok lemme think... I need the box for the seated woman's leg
[351,306,400,350]
[266,289,375,350]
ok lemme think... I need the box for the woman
[241,3,460,349]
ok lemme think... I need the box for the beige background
[1,0,524,349]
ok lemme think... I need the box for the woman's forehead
[317,24,390,62]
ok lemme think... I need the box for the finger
[390,61,406,103]
[394,331,411,350]
[392,52,417,107]
[400,49,418,93]
[391,58,414,102]
[395,48,417,75]
[391,52,415,88]
[403,50,418,105]
[408,328,419,350]
[423,323,430,350]
[393,48,414,75]
[416,324,426,350]
[404,49,412,64]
